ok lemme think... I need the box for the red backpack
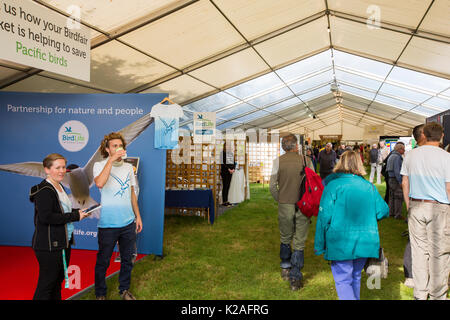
[296,157,324,217]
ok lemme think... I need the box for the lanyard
[62,249,69,289]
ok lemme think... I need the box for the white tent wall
[308,121,413,144]
[308,121,364,142]
[310,122,342,141]
[342,122,366,142]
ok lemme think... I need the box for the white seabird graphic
[0,112,154,219]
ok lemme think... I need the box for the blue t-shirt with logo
[400,145,450,204]
[93,159,136,228]
[150,103,184,149]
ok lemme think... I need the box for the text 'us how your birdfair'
[6,104,145,116]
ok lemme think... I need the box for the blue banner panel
[0,91,167,255]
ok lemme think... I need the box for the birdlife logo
[58,120,89,152]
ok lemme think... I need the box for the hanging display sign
[193,112,216,144]
[0,0,91,81]
[319,135,342,141]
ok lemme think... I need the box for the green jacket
[314,173,389,261]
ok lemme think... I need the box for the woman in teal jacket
[314,150,389,300]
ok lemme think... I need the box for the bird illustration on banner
[0,113,154,219]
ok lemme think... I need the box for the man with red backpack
[269,134,315,291]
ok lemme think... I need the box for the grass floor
[80,170,429,300]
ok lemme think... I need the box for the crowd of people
[30,122,448,301]
[270,122,449,300]
[306,140,386,182]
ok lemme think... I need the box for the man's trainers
[290,278,303,291]
[281,268,290,281]
[403,278,414,288]
[120,290,136,300]
[96,296,106,300]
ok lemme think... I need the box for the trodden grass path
[80,178,426,300]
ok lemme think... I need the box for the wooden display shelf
[248,141,279,184]
[165,136,248,221]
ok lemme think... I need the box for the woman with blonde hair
[30,153,89,300]
[314,150,389,300]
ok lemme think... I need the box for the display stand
[165,136,248,221]
[247,133,308,185]
[165,137,220,222]
[248,139,279,184]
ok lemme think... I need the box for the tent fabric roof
[1,0,449,134]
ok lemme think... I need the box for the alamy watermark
[366,271,382,290]
[67,265,81,289]
[171,128,280,165]
[66,5,81,30]
[366,5,381,30]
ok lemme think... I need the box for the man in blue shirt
[402,124,425,289]
[386,142,405,219]
[93,132,143,300]
[401,122,450,300]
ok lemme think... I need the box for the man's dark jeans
[388,177,404,218]
[95,222,136,297]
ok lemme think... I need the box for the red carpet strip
[0,246,145,300]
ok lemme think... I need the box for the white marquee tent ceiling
[1,0,449,136]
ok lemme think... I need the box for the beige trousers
[446,208,450,290]
[408,201,450,300]
[278,203,310,251]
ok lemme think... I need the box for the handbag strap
[372,183,384,257]
[301,155,306,175]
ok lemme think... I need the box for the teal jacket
[314,173,389,261]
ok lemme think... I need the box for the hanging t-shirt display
[150,103,184,149]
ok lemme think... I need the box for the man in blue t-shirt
[93,132,143,300]
[401,122,450,300]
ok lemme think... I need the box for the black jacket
[370,149,379,164]
[318,150,336,174]
[29,179,80,251]
[221,151,235,176]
